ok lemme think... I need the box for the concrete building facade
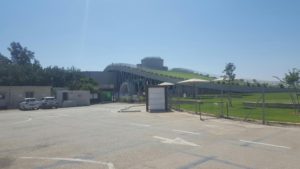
[0,86,51,109]
[56,90,90,107]
[137,57,168,70]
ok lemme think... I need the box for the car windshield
[25,98,35,102]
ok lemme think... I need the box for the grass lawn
[172,92,300,123]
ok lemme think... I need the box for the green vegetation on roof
[140,68,213,80]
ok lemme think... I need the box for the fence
[170,92,300,124]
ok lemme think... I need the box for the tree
[274,68,300,113]
[284,68,300,89]
[279,83,285,89]
[0,53,11,85]
[223,63,236,83]
[252,79,257,84]
[8,42,35,65]
[1,41,99,94]
[223,63,236,107]
[284,68,300,113]
[0,53,11,64]
[274,68,300,89]
[69,77,99,93]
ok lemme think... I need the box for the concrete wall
[56,90,90,107]
[0,86,51,109]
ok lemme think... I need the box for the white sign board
[148,87,166,111]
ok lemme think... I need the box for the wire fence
[170,92,300,124]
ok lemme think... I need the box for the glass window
[25,92,34,98]
[62,92,68,101]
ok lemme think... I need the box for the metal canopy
[212,77,224,82]
[158,82,175,86]
[177,78,210,84]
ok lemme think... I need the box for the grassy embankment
[173,92,300,123]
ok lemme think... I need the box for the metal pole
[262,87,266,124]
[198,101,203,121]
[221,87,224,117]
[226,102,229,118]
[193,84,196,99]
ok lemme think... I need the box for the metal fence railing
[170,92,300,125]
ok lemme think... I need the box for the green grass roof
[140,68,213,80]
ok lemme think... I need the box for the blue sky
[1,0,299,80]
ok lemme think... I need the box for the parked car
[19,98,41,110]
[40,97,58,109]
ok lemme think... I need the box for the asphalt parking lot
[0,103,299,169]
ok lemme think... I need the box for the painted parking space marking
[240,140,291,149]
[20,157,115,169]
[130,123,151,127]
[172,129,200,135]
[204,124,221,128]
[46,114,68,118]
[154,136,200,147]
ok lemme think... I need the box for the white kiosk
[146,86,168,112]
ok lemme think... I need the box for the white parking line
[172,129,200,135]
[240,140,291,149]
[154,136,200,147]
[20,157,115,169]
[130,123,151,127]
[204,124,221,128]
[46,114,68,118]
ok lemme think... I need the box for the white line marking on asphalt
[46,114,68,118]
[14,118,32,124]
[204,124,220,128]
[130,123,151,127]
[172,129,200,135]
[240,140,291,149]
[154,136,200,147]
[20,157,115,169]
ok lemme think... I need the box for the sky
[1,0,299,80]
